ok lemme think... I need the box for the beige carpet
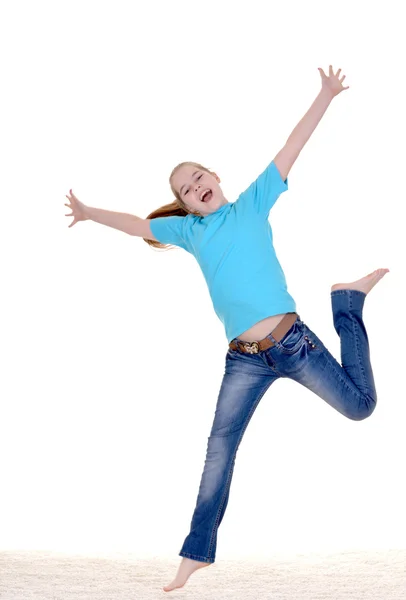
[1,549,405,599]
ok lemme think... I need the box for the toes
[164,578,185,592]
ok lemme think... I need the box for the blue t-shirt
[149,160,296,344]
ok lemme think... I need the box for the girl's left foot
[331,268,390,296]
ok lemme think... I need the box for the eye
[184,174,203,196]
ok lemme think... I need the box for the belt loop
[266,330,279,347]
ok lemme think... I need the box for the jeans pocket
[277,319,306,354]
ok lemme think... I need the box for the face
[171,164,228,217]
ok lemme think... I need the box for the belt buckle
[243,341,259,354]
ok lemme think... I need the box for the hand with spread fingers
[65,189,90,228]
[318,65,349,98]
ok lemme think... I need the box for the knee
[350,397,377,421]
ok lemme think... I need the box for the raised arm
[273,65,349,181]
[65,189,158,240]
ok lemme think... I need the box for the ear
[212,172,221,183]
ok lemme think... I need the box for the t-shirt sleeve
[234,160,288,218]
[149,216,190,251]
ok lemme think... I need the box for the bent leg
[330,289,376,405]
[267,290,377,420]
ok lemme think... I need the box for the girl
[65,65,389,593]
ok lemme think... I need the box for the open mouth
[201,189,213,202]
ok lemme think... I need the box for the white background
[0,0,404,560]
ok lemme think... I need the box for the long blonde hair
[143,161,213,250]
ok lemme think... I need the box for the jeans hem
[179,551,215,564]
[330,289,367,298]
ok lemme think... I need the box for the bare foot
[331,268,390,296]
[163,557,211,592]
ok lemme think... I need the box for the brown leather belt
[229,312,300,354]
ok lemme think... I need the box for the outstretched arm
[273,65,349,181]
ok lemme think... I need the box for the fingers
[65,191,76,227]
[65,190,77,210]
[66,189,78,201]
[320,65,348,90]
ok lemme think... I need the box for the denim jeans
[179,290,377,563]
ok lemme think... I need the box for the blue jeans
[179,290,377,563]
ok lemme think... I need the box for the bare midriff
[236,313,288,343]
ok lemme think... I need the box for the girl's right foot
[163,557,211,592]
